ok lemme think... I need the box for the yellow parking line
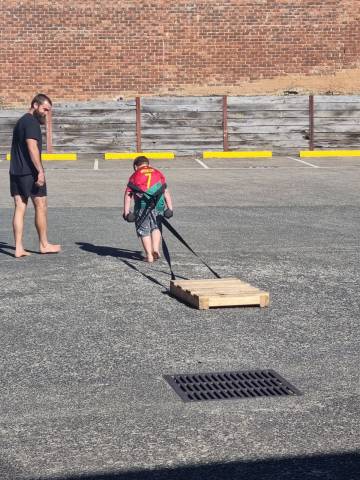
[300,150,360,157]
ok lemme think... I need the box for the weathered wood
[2,95,360,155]
[228,118,308,127]
[141,127,223,135]
[315,95,360,103]
[53,109,136,119]
[228,125,308,134]
[228,96,309,111]
[228,111,309,119]
[170,277,269,310]
[55,100,136,110]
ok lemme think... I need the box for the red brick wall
[1,0,359,105]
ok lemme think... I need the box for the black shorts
[10,174,47,198]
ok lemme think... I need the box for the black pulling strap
[160,217,221,280]
[127,182,221,280]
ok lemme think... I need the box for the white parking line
[287,156,319,168]
[195,158,210,169]
[93,159,99,170]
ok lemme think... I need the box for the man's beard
[33,110,46,125]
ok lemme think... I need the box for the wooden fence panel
[313,96,360,149]
[2,96,360,155]
[141,96,223,154]
[51,100,136,152]
[228,96,309,153]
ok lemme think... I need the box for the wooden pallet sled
[170,277,269,310]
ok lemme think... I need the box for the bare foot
[40,243,61,254]
[144,255,154,263]
[153,252,161,261]
[15,249,31,258]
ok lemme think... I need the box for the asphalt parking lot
[0,155,359,479]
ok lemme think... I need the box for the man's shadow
[0,241,47,257]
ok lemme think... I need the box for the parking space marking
[94,159,99,170]
[195,158,210,169]
[287,156,319,168]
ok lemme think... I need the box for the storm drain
[164,369,301,402]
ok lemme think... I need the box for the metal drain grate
[164,369,301,402]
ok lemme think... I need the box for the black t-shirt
[10,113,42,176]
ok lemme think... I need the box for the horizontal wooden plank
[172,278,241,287]
[228,96,309,111]
[142,118,222,128]
[228,133,307,142]
[55,100,136,110]
[53,109,135,119]
[228,118,308,127]
[228,126,308,134]
[314,119,360,126]
[52,131,136,140]
[314,96,360,103]
[313,133,360,139]
[141,141,223,149]
[313,142,360,148]
[0,110,24,118]
[315,103,360,111]
[141,125,221,133]
[207,294,265,308]
[203,151,272,158]
[142,111,223,122]
[314,110,360,118]
[229,141,307,148]
[314,126,360,133]
[142,96,222,107]
[228,111,309,120]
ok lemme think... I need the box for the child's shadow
[0,242,15,257]
[76,242,143,260]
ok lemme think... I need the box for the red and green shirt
[126,166,166,212]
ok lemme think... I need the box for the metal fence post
[136,96,141,152]
[223,95,228,151]
[46,109,53,153]
[309,95,314,150]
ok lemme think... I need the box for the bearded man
[9,93,61,258]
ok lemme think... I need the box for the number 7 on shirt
[145,172,152,189]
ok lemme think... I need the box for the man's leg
[13,195,30,258]
[140,235,154,262]
[151,228,161,259]
[31,196,61,254]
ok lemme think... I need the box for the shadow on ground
[0,241,15,257]
[76,242,143,260]
[34,452,360,480]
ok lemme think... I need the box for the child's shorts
[135,209,162,237]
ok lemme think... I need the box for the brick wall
[1,0,360,106]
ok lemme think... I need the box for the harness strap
[160,217,221,280]
[127,182,166,228]
[127,182,221,280]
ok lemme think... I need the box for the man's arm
[26,139,45,186]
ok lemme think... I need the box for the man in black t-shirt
[10,93,61,258]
